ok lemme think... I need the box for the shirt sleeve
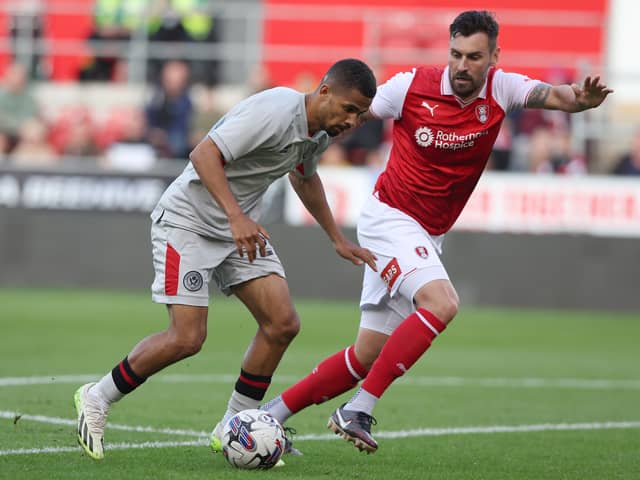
[492,69,542,113]
[208,94,281,162]
[370,69,416,120]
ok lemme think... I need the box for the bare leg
[232,274,300,375]
[127,304,208,377]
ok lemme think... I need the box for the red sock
[281,346,367,413]
[361,308,446,398]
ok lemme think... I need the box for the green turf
[1,288,639,479]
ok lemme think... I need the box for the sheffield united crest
[475,104,490,124]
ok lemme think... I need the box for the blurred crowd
[0,0,637,176]
[0,60,195,170]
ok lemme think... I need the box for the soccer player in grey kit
[74,58,378,460]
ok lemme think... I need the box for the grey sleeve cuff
[208,131,234,162]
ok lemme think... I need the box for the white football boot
[74,383,109,459]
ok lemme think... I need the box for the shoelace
[84,394,108,435]
[354,411,377,429]
[282,426,302,454]
[283,426,297,437]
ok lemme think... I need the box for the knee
[169,329,207,359]
[353,343,380,372]
[437,298,459,324]
[414,293,459,324]
[353,331,387,372]
[264,308,300,345]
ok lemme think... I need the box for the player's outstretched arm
[288,172,377,271]
[526,76,613,113]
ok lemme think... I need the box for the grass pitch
[1,288,639,479]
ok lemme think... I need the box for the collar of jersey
[441,66,488,106]
[296,91,330,145]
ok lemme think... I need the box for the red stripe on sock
[239,375,271,390]
[165,243,180,295]
[362,309,446,398]
[119,362,139,388]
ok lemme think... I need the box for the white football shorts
[358,193,450,335]
[150,221,285,307]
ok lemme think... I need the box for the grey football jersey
[151,87,330,241]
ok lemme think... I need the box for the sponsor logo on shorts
[381,258,401,292]
[415,246,429,259]
[183,270,204,291]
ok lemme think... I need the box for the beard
[450,72,480,99]
[326,125,347,137]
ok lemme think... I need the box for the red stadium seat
[42,0,93,81]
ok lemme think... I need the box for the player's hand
[334,238,378,272]
[572,76,613,110]
[228,213,270,262]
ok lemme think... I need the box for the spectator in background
[0,133,10,163]
[8,1,44,79]
[612,127,640,176]
[549,129,586,174]
[79,0,147,82]
[292,71,317,94]
[0,63,39,146]
[339,116,385,166]
[489,117,513,171]
[103,108,156,171]
[61,120,100,159]
[338,64,387,166]
[319,143,350,167]
[245,64,274,95]
[9,118,58,166]
[146,60,193,159]
[528,127,586,175]
[148,0,220,86]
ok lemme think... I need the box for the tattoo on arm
[526,83,552,108]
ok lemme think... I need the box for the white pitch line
[296,421,640,440]
[1,374,640,390]
[0,440,206,457]
[0,411,208,438]
[2,410,640,457]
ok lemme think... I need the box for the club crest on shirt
[415,246,429,259]
[475,104,490,124]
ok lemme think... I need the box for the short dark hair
[449,10,499,51]
[322,58,377,99]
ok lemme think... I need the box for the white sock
[220,391,260,427]
[260,395,293,425]
[92,372,124,406]
[343,387,378,416]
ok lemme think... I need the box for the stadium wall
[0,168,638,312]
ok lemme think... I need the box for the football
[221,409,286,470]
